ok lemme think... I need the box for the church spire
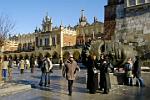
[81,9,84,17]
[79,9,87,26]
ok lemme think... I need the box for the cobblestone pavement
[0,67,150,100]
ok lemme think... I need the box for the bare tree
[0,14,15,47]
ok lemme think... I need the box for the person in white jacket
[2,58,9,81]
[39,57,53,87]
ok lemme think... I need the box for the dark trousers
[2,69,7,80]
[104,80,109,93]
[99,74,104,90]
[31,68,34,73]
[68,80,74,94]
[20,69,24,74]
[39,72,45,86]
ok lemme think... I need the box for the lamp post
[60,25,64,63]
[92,31,95,40]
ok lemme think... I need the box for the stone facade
[105,0,150,46]
[3,15,77,60]
[1,40,18,52]
[3,11,104,60]
[75,10,104,45]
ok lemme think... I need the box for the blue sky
[0,0,107,34]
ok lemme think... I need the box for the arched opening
[52,51,59,64]
[38,53,43,58]
[8,55,13,59]
[63,51,70,62]
[37,53,43,62]
[13,54,18,61]
[18,43,22,51]
[73,50,81,62]
[24,54,29,59]
[45,52,51,58]
[19,54,23,60]
[30,53,36,60]
[3,55,7,61]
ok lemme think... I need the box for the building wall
[114,3,150,46]
[63,34,76,46]
[3,40,18,52]
[76,22,104,45]
[17,33,35,51]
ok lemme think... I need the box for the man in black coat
[133,56,145,87]
[97,54,105,91]
[133,56,141,78]
[101,55,111,94]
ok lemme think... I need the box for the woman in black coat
[101,56,111,94]
[87,55,98,94]
[98,54,105,90]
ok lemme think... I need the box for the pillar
[136,0,139,5]
[127,0,130,7]
[60,26,64,62]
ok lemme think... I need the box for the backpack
[124,63,132,71]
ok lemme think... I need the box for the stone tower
[42,13,52,32]
[79,10,88,26]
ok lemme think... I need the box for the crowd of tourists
[0,57,41,81]
[0,52,145,96]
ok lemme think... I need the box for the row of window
[79,28,101,34]
[128,0,149,6]
[18,43,34,51]
[38,37,56,46]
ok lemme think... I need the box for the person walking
[39,57,53,87]
[87,54,99,94]
[124,57,133,86]
[8,58,13,80]
[0,57,2,81]
[20,59,25,74]
[39,57,45,86]
[34,58,38,68]
[25,59,30,70]
[44,57,53,87]
[97,54,105,91]
[16,58,20,69]
[30,57,35,73]
[100,55,111,94]
[62,54,80,96]
[2,58,9,81]
[133,56,145,87]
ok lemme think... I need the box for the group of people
[87,54,112,94]
[0,57,13,80]
[124,56,144,87]
[17,57,38,74]
[0,52,145,96]
[0,57,39,81]
[86,54,145,94]
[39,57,53,87]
